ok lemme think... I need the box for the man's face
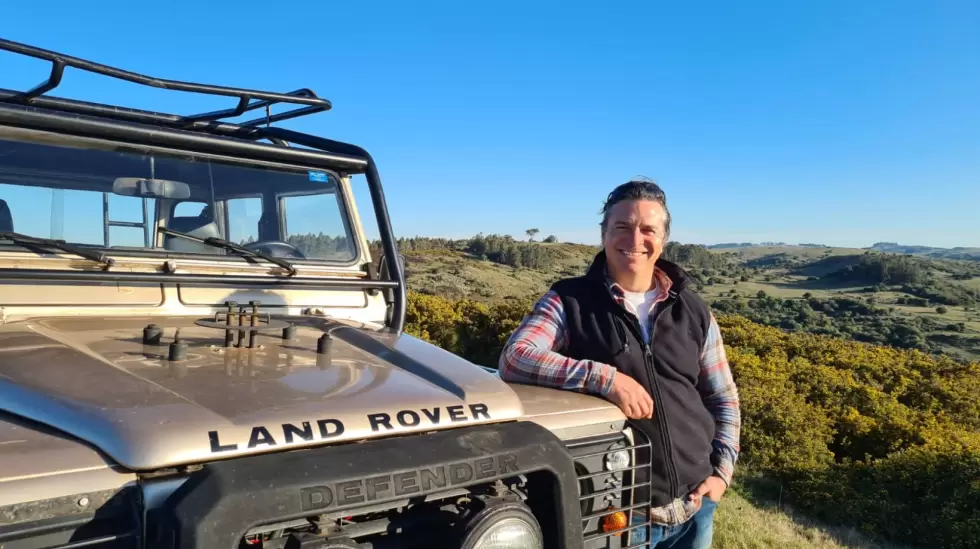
[601,198,667,277]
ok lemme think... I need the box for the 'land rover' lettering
[368,403,493,432]
[299,453,521,512]
[281,420,344,444]
[283,421,314,444]
[208,417,347,453]
[396,410,421,427]
[248,426,276,448]
[207,403,492,453]
[317,419,345,438]
[209,430,238,453]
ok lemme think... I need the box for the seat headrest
[164,216,224,254]
[0,199,12,232]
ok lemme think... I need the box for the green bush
[405,291,980,549]
[793,429,980,549]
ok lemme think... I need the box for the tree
[525,228,539,242]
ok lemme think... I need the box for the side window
[106,193,157,247]
[281,192,355,261]
[0,184,154,247]
[226,197,262,245]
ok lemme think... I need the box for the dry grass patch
[714,491,908,549]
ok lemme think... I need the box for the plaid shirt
[498,267,741,526]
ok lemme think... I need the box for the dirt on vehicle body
[0,38,653,549]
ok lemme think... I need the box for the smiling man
[498,178,741,549]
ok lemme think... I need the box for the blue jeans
[630,497,718,549]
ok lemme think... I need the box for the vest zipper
[647,294,679,501]
[611,292,680,501]
[614,319,630,355]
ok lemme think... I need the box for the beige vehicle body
[0,40,654,549]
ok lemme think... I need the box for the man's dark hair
[600,177,671,240]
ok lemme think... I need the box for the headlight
[459,500,544,549]
[470,516,542,549]
[604,448,630,472]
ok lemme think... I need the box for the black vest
[550,251,716,507]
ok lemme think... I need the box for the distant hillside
[706,241,980,262]
[870,242,947,255]
[870,242,980,261]
[709,242,831,249]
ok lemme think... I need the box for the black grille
[566,425,653,549]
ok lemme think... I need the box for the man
[498,178,741,549]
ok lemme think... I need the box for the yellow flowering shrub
[404,292,980,548]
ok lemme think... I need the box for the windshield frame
[0,124,370,273]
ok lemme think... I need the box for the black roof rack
[0,37,331,130]
[0,38,408,335]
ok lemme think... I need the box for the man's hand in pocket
[689,475,727,504]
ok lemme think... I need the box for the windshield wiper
[0,231,115,268]
[158,227,298,276]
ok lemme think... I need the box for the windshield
[0,132,358,264]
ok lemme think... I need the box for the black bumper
[153,421,583,549]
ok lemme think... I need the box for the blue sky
[1,0,977,248]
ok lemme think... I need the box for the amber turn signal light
[600,508,628,535]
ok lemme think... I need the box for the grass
[708,471,911,549]
[402,245,596,301]
[699,278,865,301]
[959,277,980,291]
[404,252,562,301]
[713,491,907,549]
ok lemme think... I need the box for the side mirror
[378,252,406,281]
[376,252,405,306]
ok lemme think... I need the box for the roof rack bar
[184,89,320,125]
[20,60,65,101]
[0,88,239,131]
[240,105,325,127]
[184,96,252,124]
[0,102,368,171]
[0,38,332,122]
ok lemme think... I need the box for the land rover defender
[0,39,654,549]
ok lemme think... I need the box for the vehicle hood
[0,315,524,471]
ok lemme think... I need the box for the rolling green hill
[380,235,980,363]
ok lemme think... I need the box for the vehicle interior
[0,132,358,263]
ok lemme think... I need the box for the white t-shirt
[622,289,658,344]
